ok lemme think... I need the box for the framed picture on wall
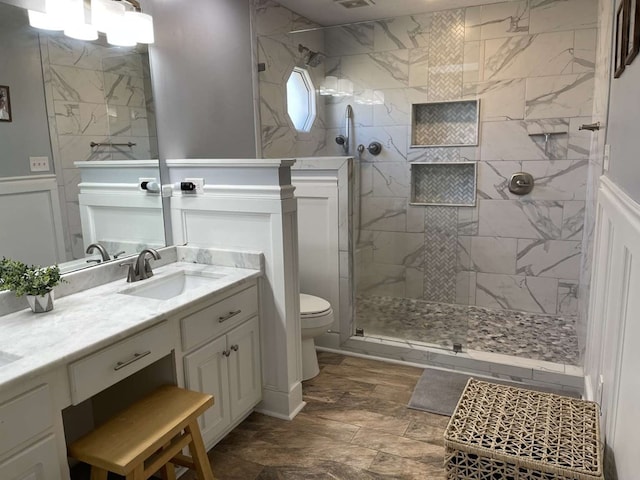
[0,85,11,122]
[627,0,640,64]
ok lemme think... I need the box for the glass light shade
[106,27,137,47]
[64,0,98,40]
[125,11,154,44]
[28,0,69,31]
[91,0,125,34]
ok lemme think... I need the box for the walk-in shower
[256,0,592,370]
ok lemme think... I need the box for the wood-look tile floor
[196,352,450,479]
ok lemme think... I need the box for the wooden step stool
[68,385,215,480]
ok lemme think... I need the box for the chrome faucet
[86,243,110,262]
[121,248,161,283]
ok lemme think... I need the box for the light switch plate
[30,156,50,172]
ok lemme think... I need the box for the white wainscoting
[0,175,65,266]
[584,176,640,479]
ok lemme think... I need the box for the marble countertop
[0,261,261,392]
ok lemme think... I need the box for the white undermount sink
[119,270,224,300]
[0,351,21,368]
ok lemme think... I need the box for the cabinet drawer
[0,386,53,457]
[0,435,61,480]
[68,322,173,405]
[181,285,258,351]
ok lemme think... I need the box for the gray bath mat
[408,368,580,416]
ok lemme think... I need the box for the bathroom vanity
[0,248,263,479]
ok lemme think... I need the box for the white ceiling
[275,0,510,27]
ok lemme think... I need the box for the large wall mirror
[0,0,165,274]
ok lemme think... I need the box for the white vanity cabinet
[181,282,261,447]
[0,386,62,480]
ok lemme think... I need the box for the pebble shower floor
[356,295,580,365]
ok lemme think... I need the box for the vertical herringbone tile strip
[423,206,458,304]
[412,101,478,146]
[428,9,465,102]
[412,164,475,205]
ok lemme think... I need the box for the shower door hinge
[453,343,462,354]
[355,328,364,337]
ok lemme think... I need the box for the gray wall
[606,0,640,203]
[0,5,53,178]
[142,0,257,160]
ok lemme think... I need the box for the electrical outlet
[30,156,49,172]
[184,177,205,194]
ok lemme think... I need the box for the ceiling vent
[336,0,371,9]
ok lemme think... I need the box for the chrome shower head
[298,44,326,67]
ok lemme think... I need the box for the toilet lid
[300,293,331,315]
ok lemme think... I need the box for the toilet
[300,293,334,380]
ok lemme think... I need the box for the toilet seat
[300,293,332,317]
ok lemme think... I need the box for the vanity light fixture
[319,76,354,97]
[28,0,154,46]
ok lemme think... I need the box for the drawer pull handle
[230,344,239,352]
[218,309,241,323]
[114,351,151,371]
[222,349,231,357]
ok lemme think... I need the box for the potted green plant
[0,258,65,313]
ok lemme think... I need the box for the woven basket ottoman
[444,379,603,480]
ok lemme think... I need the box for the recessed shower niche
[411,100,479,147]
[410,162,477,206]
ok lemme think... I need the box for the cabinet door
[184,336,231,445]
[227,316,262,420]
[0,435,62,480]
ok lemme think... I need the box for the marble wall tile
[371,162,411,198]
[456,271,477,305]
[573,29,597,74]
[353,126,409,163]
[463,41,482,84]
[408,48,430,87]
[46,36,110,70]
[529,0,598,34]
[516,239,581,280]
[405,267,424,299]
[558,280,579,315]
[54,101,108,136]
[257,36,297,85]
[457,206,479,236]
[524,73,595,119]
[477,161,521,199]
[520,160,588,201]
[463,79,526,121]
[478,200,563,239]
[57,135,111,167]
[471,236,518,274]
[50,65,104,103]
[253,0,294,36]
[374,14,432,51]
[62,168,81,202]
[457,235,472,270]
[372,87,428,127]
[262,126,297,158]
[104,73,146,107]
[468,1,530,40]
[340,50,410,90]
[372,231,424,268]
[561,201,585,240]
[109,136,152,160]
[107,105,134,136]
[423,206,458,303]
[567,116,593,159]
[326,24,375,57]
[465,7,482,42]
[476,272,559,314]
[357,262,405,297]
[480,120,568,161]
[361,197,407,232]
[483,31,575,80]
[260,82,288,127]
[428,9,465,101]
[405,205,425,233]
[102,53,145,78]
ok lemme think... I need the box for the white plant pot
[26,291,54,313]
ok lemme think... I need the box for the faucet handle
[119,260,137,283]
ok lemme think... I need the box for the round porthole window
[286,67,316,132]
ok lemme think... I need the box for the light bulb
[91,0,125,34]
[28,0,70,31]
[106,28,137,47]
[64,0,98,40]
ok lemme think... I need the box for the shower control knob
[335,135,346,145]
[367,141,382,156]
